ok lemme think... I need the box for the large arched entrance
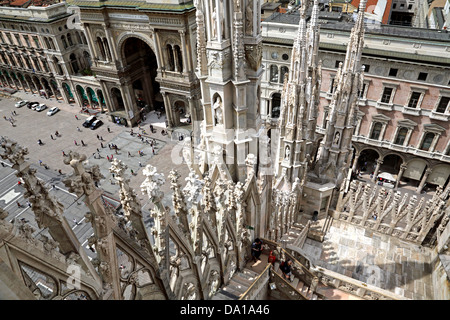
[121,37,160,114]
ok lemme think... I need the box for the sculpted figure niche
[213,95,223,125]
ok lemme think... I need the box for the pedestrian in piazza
[81,140,85,146]
[75,115,78,120]
[74,140,77,146]
[50,134,54,140]
[101,142,104,148]
[77,127,81,132]
[107,127,111,133]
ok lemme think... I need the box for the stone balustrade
[312,266,407,300]
[239,263,271,300]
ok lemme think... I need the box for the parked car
[30,102,40,110]
[47,106,59,116]
[27,101,38,109]
[82,115,97,128]
[15,100,28,108]
[35,104,47,112]
[0,87,17,94]
[90,119,103,130]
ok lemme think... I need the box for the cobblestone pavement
[301,219,434,300]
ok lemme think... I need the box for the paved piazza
[0,91,191,252]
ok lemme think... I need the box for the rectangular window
[393,3,397,9]
[32,36,40,48]
[14,34,22,46]
[408,4,413,10]
[330,78,335,93]
[407,92,422,108]
[381,87,393,103]
[436,96,450,113]
[335,60,342,68]
[6,33,12,44]
[24,36,31,47]
[359,83,366,98]
[362,64,370,73]
[400,3,405,9]
[389,68,398,77]
[418,72,428,81]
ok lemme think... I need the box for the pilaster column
[82,23,98,66]
[154,31,166,73]
[417,168,432,194]
[278,65,282,83]
[99,81,113,113]
[103,23,118,63]
[179,30,189,74]
[150,28,162,71]
[371,159,383,182]
[395,163,407,189]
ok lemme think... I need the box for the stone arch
[96,89,106,110]
[117,32,156,63]
[402,157,430,188]
[379,153,404,176]
[427,163,450,188]
[70,53,80,74]
[76,85,88,107]
[116,35,161,124]
[212,93,223,126]
[86,86,98,108]
[356,148,381,173]
[270,92,281,118]
[62,82,75,103]
[50,79,62,100]
[40,77,52,98]
[269,64,278,82]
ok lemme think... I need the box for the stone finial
[141,165,165,203]
[183,171,204,204]
[0,138,28,169]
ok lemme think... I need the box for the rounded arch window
[271,52,278,59]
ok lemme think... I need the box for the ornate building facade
[0,0,449,301]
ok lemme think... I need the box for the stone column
[188,96,196,122]
[173,46,179,73]
[371,159,383,182]
[395,163,407,189]
[352,152,360,173]
[379,123,387,141]
[278,65,282,83]
[405,129,413,146]
[161,92,172,129]
[417,168,432,194]
[429,134,441,153]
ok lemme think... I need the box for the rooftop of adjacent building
[0,0,60,7]
[263,5,450,41]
